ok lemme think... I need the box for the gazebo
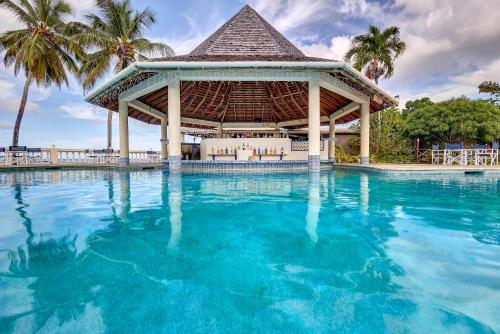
[85,5,397,171]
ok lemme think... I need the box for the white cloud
[275,0,500,104]
[0,78,40,113]
[299,35,352,61]
[0,121,11,129]
[60,103,107,123]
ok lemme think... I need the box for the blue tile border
[162,159,334,171]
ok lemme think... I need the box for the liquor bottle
[211,147,214,154]
[258,146,261,155]
[225,147,228,155]
[264,147,268,155]
[253,147,256,155]
[281,146,284,154]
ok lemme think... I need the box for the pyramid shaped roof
[163,5,330,62]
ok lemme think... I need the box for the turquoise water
[0,169,499,333]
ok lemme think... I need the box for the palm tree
[344,25,406,153]
[344,25,406,85]
[0,0,82,146]
[72,0,174,149]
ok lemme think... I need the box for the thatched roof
[154,5,332,62]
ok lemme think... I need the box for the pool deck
[335,163,500,175]
[0,162,499,174]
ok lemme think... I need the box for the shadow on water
[0,170,497,333]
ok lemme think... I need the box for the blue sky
[0,0,499,150]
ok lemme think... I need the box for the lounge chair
[431,144,445,165]
[491,142,499,165]
[444,143,464,165]
[470,144,489,165]
[102,149,116,164]
[8,146,28,165]
[26,148,44,164]
[147,150,159,162]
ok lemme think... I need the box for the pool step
[464,170,484,175]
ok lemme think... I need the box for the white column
[161,117,168,160]
[360,102,370,164]
[119,100,129,165]
[328,116,336,161]
[308,78,321,172]
[168,79,181,170]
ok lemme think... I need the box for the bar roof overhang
[84,61,397,129]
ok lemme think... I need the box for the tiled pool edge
[164,160,336,171]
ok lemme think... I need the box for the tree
[349,107,412,163]
[478,81,500,105]
[402,97,433,117]
[71,0,174,149]
[0,0,82,146]
[344,25,406,149]
[402,97,500,145]
[344,25,406,85]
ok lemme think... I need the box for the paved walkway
[335,163,500,173]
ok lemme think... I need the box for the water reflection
[4,179,80,332]
[119,172,131,220]
[305,172,320,243]
[166,171,182,250]
[0,170,497,333]
[360,173,369,214]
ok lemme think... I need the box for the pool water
[0,169,498,333]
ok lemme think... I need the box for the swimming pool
[0,169,498,333]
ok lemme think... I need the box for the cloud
[299,35,352,61]
[0,121,11,129]
[60,103,107,123]
[262,0,500,104]
[0,78,41,113]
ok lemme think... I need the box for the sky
[0,0,499,150]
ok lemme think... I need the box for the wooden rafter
[214,83,233,118]
[285,82,306,117]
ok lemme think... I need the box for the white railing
[0,146,161,166]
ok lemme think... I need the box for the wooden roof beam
[285,83,306,117]
[265,83,287,121]
[192,82,212,115]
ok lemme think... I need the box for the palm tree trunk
[12,74,33,146]
[107,110,112,149]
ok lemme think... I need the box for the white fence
[0,146,161,166]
